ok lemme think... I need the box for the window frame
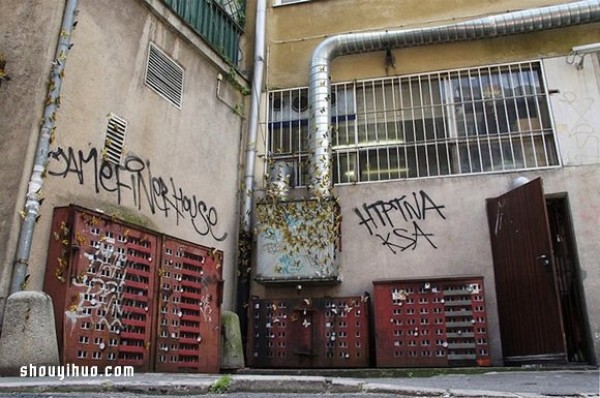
[266,60,560,187]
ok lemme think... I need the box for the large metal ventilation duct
[308,0,600,198]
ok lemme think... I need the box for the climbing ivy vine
[255,195,341,277]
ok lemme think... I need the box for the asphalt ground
[0,367,597,397]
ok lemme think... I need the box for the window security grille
[145,43,183,108]
[103,114,127,165]
[267,61,558,186]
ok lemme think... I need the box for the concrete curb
[0,374,569,397]
[0,376,213,395]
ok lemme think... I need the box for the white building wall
[544,55,600,362]
[545,54,600,166]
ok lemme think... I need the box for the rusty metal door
[290,305,315,367]
[486,178,567,364]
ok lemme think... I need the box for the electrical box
[248,296,370,368]
[255,199,340,284]
[373,276,490,368]
[43,205,223,373]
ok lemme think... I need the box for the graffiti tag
[48,147,227,242]
[354,190,446,254]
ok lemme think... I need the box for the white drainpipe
[308,0,600,198]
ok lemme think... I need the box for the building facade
[0,0,250,371]
[1,0,600,372]
[249,0,600,367]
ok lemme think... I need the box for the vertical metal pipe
[241,0,266,233]
[237,0,267,348]
[308,0,600,198]
[10,0,79,294]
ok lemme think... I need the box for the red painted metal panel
[44,207,158,372]
[373,276,490,368]
[43,207,73,365]
[248,298,295,368]
[44,205,223,373]
[315,297,370,368]
[154,237,222,373]
[248,296,370,368]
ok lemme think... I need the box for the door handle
[537,254,551,267]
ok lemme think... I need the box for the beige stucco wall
[0,0,250,314]
[265,0,600,88]
[252,146,600,365]
[253,0,600,365]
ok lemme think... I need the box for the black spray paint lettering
[48,147,227,242]
[354,191,446,253]
[375,222,438,254]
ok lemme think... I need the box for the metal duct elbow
[267,160,294,200]
[307,0,600,198]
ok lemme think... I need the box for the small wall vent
[145,43,183,108]
[104,113,127,164]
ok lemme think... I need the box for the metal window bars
[163,0,244,65]
[266,61,558,187]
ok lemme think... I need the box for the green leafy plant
[226,66,250,96]
[208,375,232,394]
[255,192,341,277]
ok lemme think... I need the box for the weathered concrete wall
[0,0,66,323]
[40,0,247,311]
[254,0,600,366]
[252,167,600,366]
[265,0,600,88]
[545,55,600,166]
[0,0,249,315]
[252,55,600,365]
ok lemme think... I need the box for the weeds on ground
[208,375,232,394]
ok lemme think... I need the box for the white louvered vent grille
[104,114,127,165]
[145,43,183,108]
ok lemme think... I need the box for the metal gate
[248,296,370,368]
[44,205,223,372]
[373,276,490,368]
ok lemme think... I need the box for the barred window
[267,61,559,186]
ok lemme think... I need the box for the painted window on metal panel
[266,61,559,186]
